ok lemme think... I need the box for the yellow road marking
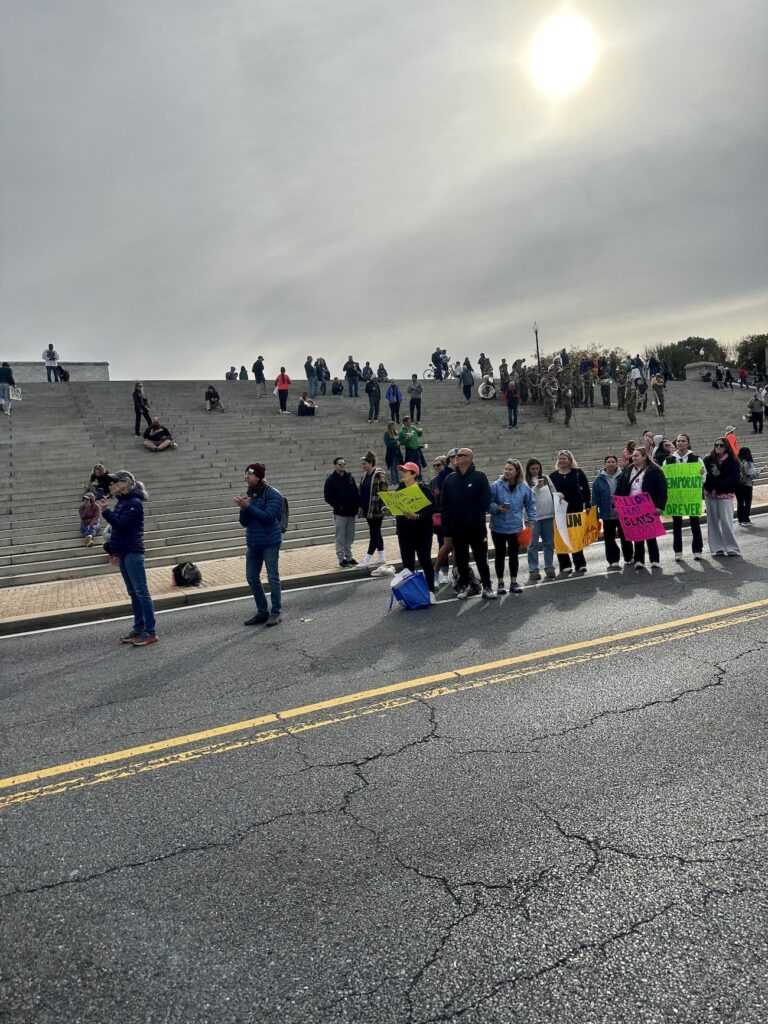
[2,599,768,810]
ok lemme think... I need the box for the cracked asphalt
[1,521,767,1023]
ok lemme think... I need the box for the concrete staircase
[0,378,764,587]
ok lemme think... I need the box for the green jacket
[398,424,422,451]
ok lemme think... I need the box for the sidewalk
[2,486,766,636]
[0,535,406,635]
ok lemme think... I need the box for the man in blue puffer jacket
[235,461,284,627]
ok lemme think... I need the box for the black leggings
[462,384,472,402]
[735,484,753,524]
[389,401,400,422]
[398,528,435,591]
[278,390,288,412]
[491,531,520,580]
[134,407,151,435]
[366,517,384,554]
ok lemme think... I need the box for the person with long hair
[383,422,403,485]
[429,454,453,585]
[664,434,705,560]
[275,366,291,414]
[98,472,157,645]
[702,438,741,556]
[524,458,557,582]
[592,455,633,569]
[395,462,436,601]
[490,459,536,594]
[735,446,760,526]
[549,450,591,575]
[357,452,389,566]
[615,447,668,571]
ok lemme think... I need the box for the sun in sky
[529,13,598,96]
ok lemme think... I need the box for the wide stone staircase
[0,377,764,587]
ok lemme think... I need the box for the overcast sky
[1,1,766,380]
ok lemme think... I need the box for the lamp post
[533,321,541,372]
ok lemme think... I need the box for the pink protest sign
[613,493,667,542]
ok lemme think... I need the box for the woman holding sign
[663,434,705,561]
[394,462,437,600]
[615,448,668,571]
[550,450,592,575]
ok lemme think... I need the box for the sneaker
[360,553,372,567]
[429,592,437,605]
[339,559,348,567]
[244,611,269,625]
[377,552,387,564]
[437,570,450,585]
[481,587,498,600]
[265,611,282,626]
[347,558,358,566]
[559,567,573,577]
[120,631,140,644]
[510,582,523,594]
[693,554,704,561]
[725,551,740,557]
[527,571,541,583]
[713,551,725,557]
[634,562,645,572]
[544,568,557,580]
[607,563,620,571]
[456,586,471,600]
[497,580,507,595]
[576,566,587,574]
[86,536,94,547]
[674,555,683,562]
[650,562,661,570]
[132,633,158,646]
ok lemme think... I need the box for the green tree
[535,346,629,369]
[734,334,768,374]
[645,337,729,380]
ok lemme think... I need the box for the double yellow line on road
[3,597,768,809]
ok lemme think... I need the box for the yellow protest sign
[378,484,430,517]
[554,506,600,554]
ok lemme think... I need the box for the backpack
[172,561,202,587]
[268,486,289,534]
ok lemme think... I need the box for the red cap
[397,462,421,474]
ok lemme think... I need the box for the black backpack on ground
[172,561,202,587]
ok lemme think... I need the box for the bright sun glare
[529,14,598,96]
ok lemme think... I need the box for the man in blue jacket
[235,461,284,627]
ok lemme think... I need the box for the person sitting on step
[143,417,176,452]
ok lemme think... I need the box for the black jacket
[395,482,435,536]
[252,359,265,382]
[615,463,668,510]
[0,365,14,385]
[549,469,591,512]
[324,471,360,517]
[703,453,740,495]
[365,380,380,398]
[132,388,149,412]
[441,463,492,531]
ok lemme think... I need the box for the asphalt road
[2,521,767,1023]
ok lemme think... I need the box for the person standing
[386,381,403,423]
[275,367,291,414]
[238,365,249,380]
[615,448,668,572]
[132,382,152,436]
[549,450,592,575]
[652,373,666,416]
[98,472,157,645]
[366,377,381,422]
[324,457,360,566]
[315,357,329,395]
[592,455,633,569]
[431,347,444,381]
[383,422,403,485]
[252,356,266,397]
[226,366,238,381]
[600,374,612,407]
[0,361,15,416]
[747,393,764,434]
[524,459,557,582]
[343,356,360,397]
[506,377,520,428]
[429,454,453,585]
[304,356,318,399]
[358,453,389,567]
[42,344,60,382]
[235,462,283,627]
[664,435,705,561]
[398,417,424,474]
[441,447,495,599]
[702,439,741,556]
[735,446,760,526]
[394,462,437,600]
[459,363,474,403]
[489,459,536,595]
[407,374,424,422]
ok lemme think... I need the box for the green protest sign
[662,462,703,517]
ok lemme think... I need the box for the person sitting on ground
[377,363,389,382]
[204,385,224,412]
[297,391,316,416]
[331,376,344,396]
[79,492,102,547]
[88,463,113,499]
[143,417,176,452]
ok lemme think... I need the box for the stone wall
[4,362,110,383]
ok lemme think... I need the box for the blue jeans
[46,366,60,382]
[527,518,555,572]
[347,376,358,397]
[507,399,518,426]
[246,545,281,614]
[308,377,318,398]
[119,552,157,635]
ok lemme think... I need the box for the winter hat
[111,471,136,487]
[245,462,266,479]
